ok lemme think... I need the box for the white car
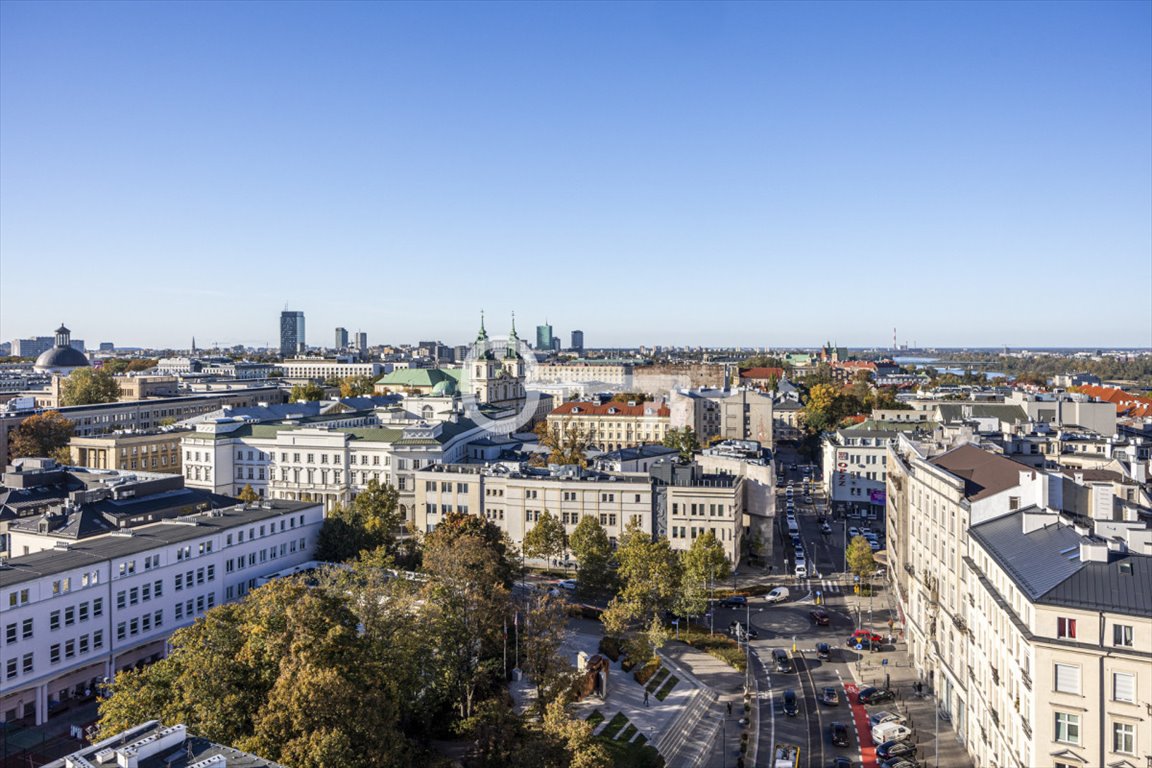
[765,587,790,604]
[869,711,906,728]
[848,527,861,538]
[557,579,577,590]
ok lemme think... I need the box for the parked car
[879,759,917,768]
[830,722,851,748]
[848,527,860,538]
[871,722,913,745]
[557,579,577,591]
[869,711,905,728]
[852,630,884,644]
[804,495,813,504]
[820,686,840,705]
[783,689,798,717]
[821,522,833,534]
[721,595,747,607]
[810,609,831,626]
[876,740,918,760]
[858,687,896,705]
[765,587,790,604]
[816,641,831,660]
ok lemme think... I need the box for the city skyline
[1,1,1150,348]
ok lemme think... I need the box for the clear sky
[1,0,1149,350]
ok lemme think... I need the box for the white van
[871,722,913,745]
[794,560,807,578]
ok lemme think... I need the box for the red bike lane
[843,682,878,768]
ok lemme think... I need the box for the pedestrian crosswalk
[798,579,844,594]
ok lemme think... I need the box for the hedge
[633,658,660,686]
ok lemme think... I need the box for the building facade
[69,430,187,474]
[547,400,671,452]
[279,310,306,357]
[0,500,323,725]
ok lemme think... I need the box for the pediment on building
[1049,749,1087,764]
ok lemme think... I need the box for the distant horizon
[2,2,1149,347]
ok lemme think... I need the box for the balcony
[990,664,999,685]
[1020,718,1032,739]
[1020,670,1032,690]
[990,710,1000,728]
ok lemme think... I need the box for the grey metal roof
[969,511,1085,601]
[1038,554,1152,618]
[46,721,286,768]
[935,403,1028,424]
[0,500,314,589]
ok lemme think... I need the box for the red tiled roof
[835,361,877,371]
[550,401,670,418]
[740,367,785,380]
[1077,384,1152,417]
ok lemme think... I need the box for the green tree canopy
[237,484,260,503]
[9,411,73,461]
[675,530,730,619]
[522,509,567,565]
[60,368,121,406]
[846,535,877,580]
[425,511,520,587]
[534,419,591,467]
[662,427,699,463]
[289,382,326,402]
[568,515,615,595]
[314,479,402,562]
[339,375,378,398]
[602,521,680,639]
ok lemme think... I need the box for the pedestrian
[644,690,649,707]
[727,701,732,716]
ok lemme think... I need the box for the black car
[858,687,896,705]
[816,642,831,660]
[831,759,854,768]
[720,595,747,607]
[783,689,798,716]
[876,740,918,760]
[820,686,840,706]
[879,760,917,768]
[773,648,793,673]
[830,722,851,747]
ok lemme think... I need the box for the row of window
[224,540,303,572]
[425,480,471,493]
[1054,712,1138,754]
[672,502,731,518]
[1053,663,1137,704]
[50,629,108,664]
[5,652,35,679]
[424,503,470,516]
[172,593,215,621]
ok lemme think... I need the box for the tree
[422,531,510,721]
[602,522,680,638]
[59,368,121,406]
[520,594,574,711]
[314,479,402,562]
[425,511,519,587]
[676,531,730,622]
[567,516,614,595]
[237,484,260,503]
[662,427,699,463]
[288,382,326,402]
[9,411,73,460]
[846,535,876,581]
[534,419,591,466]
[609,392,652,403]
[339,375,378,398]
[522,509,567,566]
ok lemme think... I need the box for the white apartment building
[0,500,323,725]
[533,362,634,388]
[274,359,386,381]
[181,414,489,522]
[822,426,901,511]
[886,436,1152,768]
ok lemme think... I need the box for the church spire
[506,311,520,358]
[476,310,488,342]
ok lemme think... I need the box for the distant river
[892,357,1005,379]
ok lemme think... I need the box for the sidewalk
[845,588,974,768]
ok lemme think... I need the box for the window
[175,574,183,591]
[50,644,61,664]
[1055,712,1080,744]
[154,580,163,598]
[93,630,103,649]
[117,622,126,641]
[21,654,32,674]
[1113,672,1136,703]
[64,639,75,659]
[50,610,61,631]
[1055,664,1081,694]
[129,588,139,606]
[4,623,15,644]
[1113,624,1133,647]
[5,658,16,679]
[93,597,103,616]
[79,602,89,622]
[175,604,184,621]
[1113,722,1135,754]
[79,634,90,654]
[1057,617,1077,639]
[154,610,163,628]
[22,619,32,639]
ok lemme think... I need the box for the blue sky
[1,1,1149,350]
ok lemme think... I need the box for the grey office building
[280,311,305,356]
[570,330,584,352]
[335,327,348,349]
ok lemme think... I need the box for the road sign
[882,658,889,666]
[855,643,863,650]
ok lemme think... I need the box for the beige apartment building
[886,436,1152,768]
[414,461,746,564]
[69,430,186,474]
[546,400,671,452]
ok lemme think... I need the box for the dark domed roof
[35,345,90,370]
